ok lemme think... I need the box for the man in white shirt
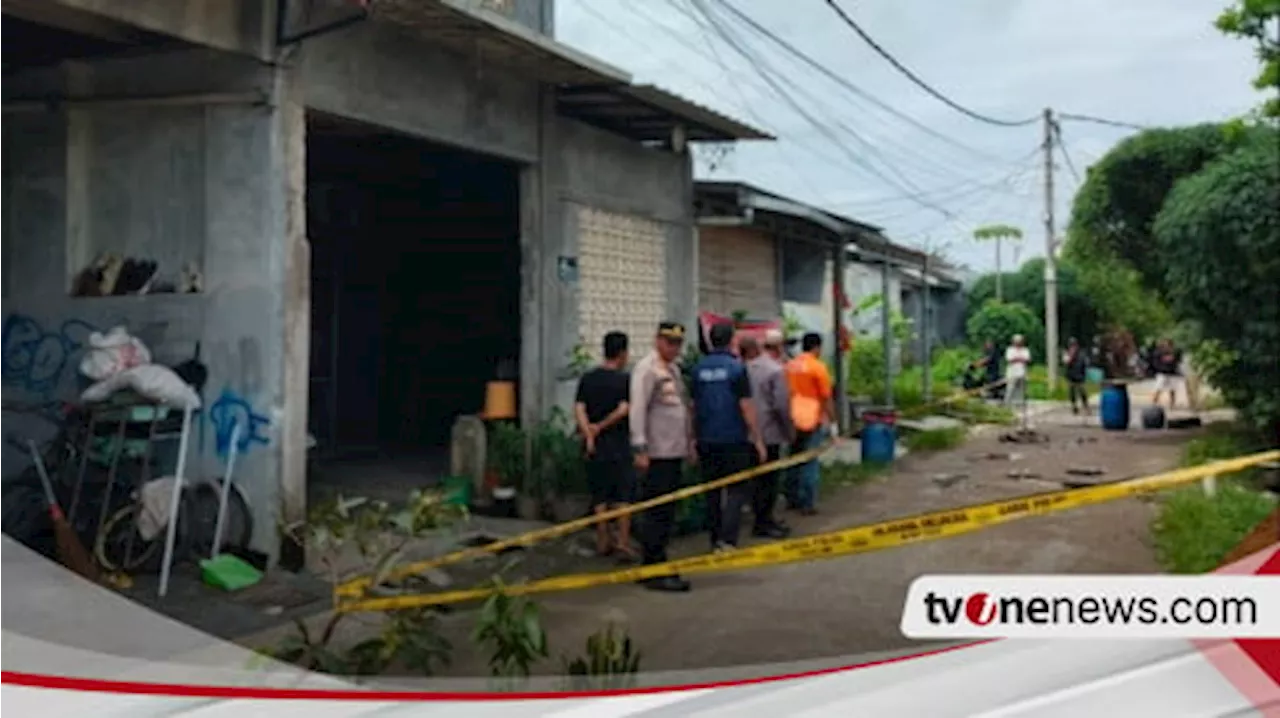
[1004,334,1031,408]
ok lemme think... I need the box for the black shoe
[753,524,791,539]
[640,575,691,592]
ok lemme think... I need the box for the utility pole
[1042,107,1060,391]
[920,249,932,402]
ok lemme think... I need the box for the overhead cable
[821,0,1041,128]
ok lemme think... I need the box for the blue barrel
[1100,382,1130,431]
[861,409,898,464]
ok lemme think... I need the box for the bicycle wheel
[95,493,194,574]
[185,480,254,557]
[95,503,160,573]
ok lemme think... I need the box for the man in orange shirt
[784,333,838,515]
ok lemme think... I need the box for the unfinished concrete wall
[1,48,292,559]
[537,114,694,416]
[299,20,540,162]
[43,0,272,58]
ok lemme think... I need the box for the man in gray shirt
[740,331,793,538]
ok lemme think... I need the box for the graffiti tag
[208,389,271,457]
[2,315,99,397]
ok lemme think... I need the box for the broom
[27,440,99,581]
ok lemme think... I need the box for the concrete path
[400,414,1205,677]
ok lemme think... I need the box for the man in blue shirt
[690,322,767,552]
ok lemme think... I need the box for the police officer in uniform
[629,321,694,592]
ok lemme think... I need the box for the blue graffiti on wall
[2,315,99,397]
[208,389,271,458]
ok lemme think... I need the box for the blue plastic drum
[1100,382,1131,431]
[861,409,898,464]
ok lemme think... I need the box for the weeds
[902,427,967,452]
[1151,484,1277,573]
[1151,422,1277,573]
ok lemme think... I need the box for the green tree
[1067,238,1173,343]
[966,301,1045,361]
[1153,139,1280,436]
[1064,124,1254,294]
[967,258,1101,347]
[1216,0,1280,120]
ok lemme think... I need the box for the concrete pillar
[278,66,310,534]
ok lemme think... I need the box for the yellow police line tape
[335,443,835,599]
[334,449,1280,614]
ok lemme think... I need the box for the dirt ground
[269,403,1212,679]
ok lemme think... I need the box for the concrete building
[1,0,767,561]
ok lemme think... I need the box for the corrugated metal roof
[557,84,772,143]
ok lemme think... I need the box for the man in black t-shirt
[574,331,638,560]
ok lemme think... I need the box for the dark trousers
[699,442,754,548]
[1069,381,1089,409]
[784,430,813,509]
[753,444,783,530]
[637,458,683,565]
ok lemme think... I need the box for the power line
[1052,122,1083,185]
[1056,112,1149,131]
[821,0,1041,128]
[692,0,956,218]
[671,0,996,187]
[708,0,1013,163]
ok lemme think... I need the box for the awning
[557,84,773,143]
[368,0,632,85]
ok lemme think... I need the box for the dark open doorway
[306,114,521,501]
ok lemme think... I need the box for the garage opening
[306,114,522,502]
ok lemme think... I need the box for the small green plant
[529,407,589,501]
[472,577,550,679]
[267,490,465,677]
[902,426,967,452]
[562,337,595,379]
[346,607,453,676]
[562,623,643,691]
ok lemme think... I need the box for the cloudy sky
[553,0,1261,271]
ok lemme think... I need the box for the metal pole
[921,253,932,402]
[1043,108,1060,390]
[833,242,850,429]
[995,237,1002,302]
[881,259,894,407]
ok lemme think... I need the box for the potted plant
[523,409,589,522]
[534,409,591,522]
[487,422,526,511]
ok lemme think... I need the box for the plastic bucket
[442,474,474,507]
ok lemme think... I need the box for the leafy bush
[966,301,1045,362]
[846,339,888,400]
[1154,138,1280,437]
